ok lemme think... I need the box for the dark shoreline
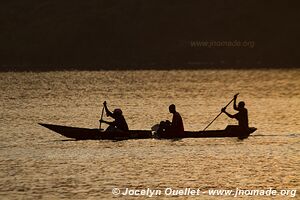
[1,1,299,71]
[0,65,299,72]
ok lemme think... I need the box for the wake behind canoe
[39,123,257,140]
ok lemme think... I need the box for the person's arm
[170,114,176,128]
[221,108,235,118]
[171,113,182,129]
[103,101,113,117]
[99,119,114,126]
[233,94,238,111]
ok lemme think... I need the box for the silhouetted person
[169,104,184,134]
[221,94,249,130]
[157,104,184,138]
[100,101,129,132]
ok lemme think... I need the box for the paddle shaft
[99,105,104,130]
[203,94,238,131]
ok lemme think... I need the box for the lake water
[0,69,299,199]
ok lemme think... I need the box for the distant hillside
[0,0,299,70]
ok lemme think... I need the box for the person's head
[113,108,123,116]
[169,104,176,113]
[238,101,245,109]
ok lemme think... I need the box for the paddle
[203,93,239,131]
[99,105,105,131]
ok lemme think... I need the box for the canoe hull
[38,123,152,140]
[39,123,257,140]
[158,125,257,139]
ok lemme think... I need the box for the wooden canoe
[39,123,256,140]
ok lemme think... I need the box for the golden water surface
[0,70,299,199]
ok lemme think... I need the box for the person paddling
[221,94,249,130]
[99,101,129,132]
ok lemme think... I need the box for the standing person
[221,94,249,130]
[99,101,129,132]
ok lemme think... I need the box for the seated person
[99,101,129,132]
[221,94,249,131]
[157,104,184,138]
